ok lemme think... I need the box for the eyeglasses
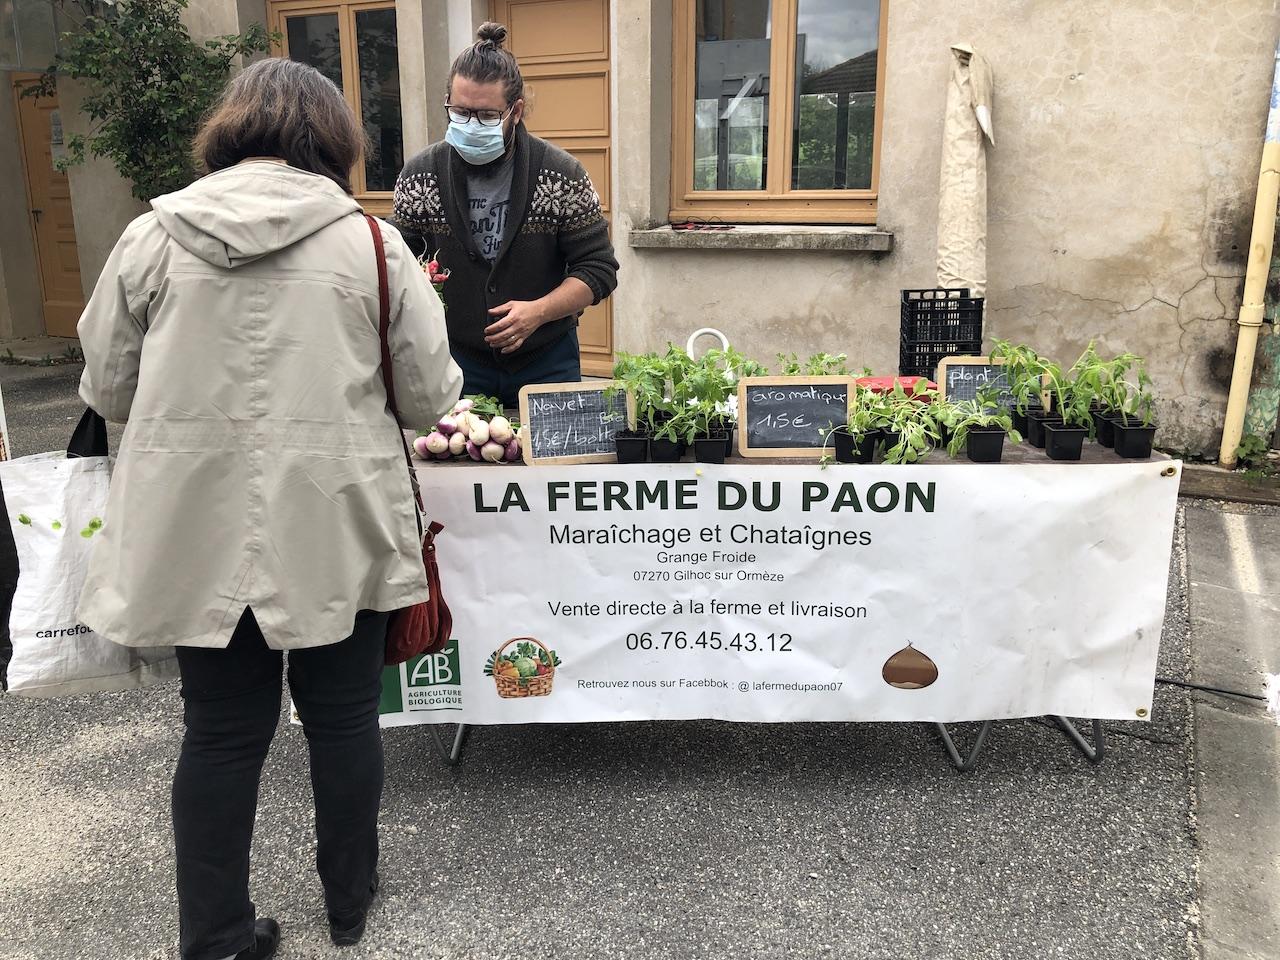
[444,103,514,127]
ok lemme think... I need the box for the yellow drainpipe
[1220,39,1280,466]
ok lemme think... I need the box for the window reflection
[792,0,879,190]
[285,14,343,90]
[693,0,771,191]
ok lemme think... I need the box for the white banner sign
[378,461,1180,726]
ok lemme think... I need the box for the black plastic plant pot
[834,429,880,464]
[965,427,1006,463]
[1092,411,1117,448]
[881,430,901,455]
[1113,422,1157,459]
[1043,422,1086,461]
[1011,404,1043,434]
[694,435,728,464]
[1026,411,1062,449]
[724,428,736,458]
[615,431,650,464]
[650,438,682,462]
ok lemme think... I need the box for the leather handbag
[364,214,453,665]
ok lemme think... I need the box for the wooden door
[12,76,83,338]
[494,0,613,376]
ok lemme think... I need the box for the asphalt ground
[0,363,1201,960]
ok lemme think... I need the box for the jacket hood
[151,162,361,268]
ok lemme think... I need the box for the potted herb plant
[1111,375,1158,459]
[1040,361,1095,461]
[990,340,1048,435]
[823,385,891,464]
[609,351,667,463]
[663,346,740,463]
[882,378,942,464]
[945,387,1022,463]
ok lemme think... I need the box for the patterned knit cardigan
[391,123,619,370]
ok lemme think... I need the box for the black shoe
[234,918,281,959]
[329,872,380,947]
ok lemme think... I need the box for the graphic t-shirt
[466,153,515,264]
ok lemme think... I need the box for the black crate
[901,288,983,339]
[899,288,984,380]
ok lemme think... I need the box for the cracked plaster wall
[614,0,1280,456]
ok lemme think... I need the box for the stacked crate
[899,288,984,380]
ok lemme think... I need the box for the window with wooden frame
[671,0,887,224]
[267,0,403,215]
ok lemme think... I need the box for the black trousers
[172,608,388,960]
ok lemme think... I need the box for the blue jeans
[453,330,581,408]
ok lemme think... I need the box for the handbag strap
[364,214,426,523]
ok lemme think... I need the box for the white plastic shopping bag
[0,410,177,697]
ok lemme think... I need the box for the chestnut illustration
[882,643,939,690]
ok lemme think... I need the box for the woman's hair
[194,58,367,194]
[448,21,525,105]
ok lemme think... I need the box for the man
[392,21,619,407]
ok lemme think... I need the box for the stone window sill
[628,224,894,253]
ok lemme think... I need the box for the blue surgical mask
[446,119,507,165]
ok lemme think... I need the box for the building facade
[2,0,1278,455]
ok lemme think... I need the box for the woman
[393,21,619,408]
[75,58,461,960]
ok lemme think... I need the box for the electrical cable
[1155,676,1267,702]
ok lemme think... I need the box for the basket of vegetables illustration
[484,637,561,698]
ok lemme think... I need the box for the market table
[383,440,1181,772]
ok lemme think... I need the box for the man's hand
[485,300,548,354]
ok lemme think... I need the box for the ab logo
[408,643,461,687]
[381,642,464,715]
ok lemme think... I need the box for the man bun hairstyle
[476,21,508,46]
[449,21,524,105]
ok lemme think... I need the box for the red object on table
[855,375,937,396]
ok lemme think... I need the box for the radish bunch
[412,395,522,464]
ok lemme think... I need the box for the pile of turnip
[413,396,522,463]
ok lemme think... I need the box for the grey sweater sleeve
[554,160,619,305]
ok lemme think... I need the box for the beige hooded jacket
[76,161,463,650]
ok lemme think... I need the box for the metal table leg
[933,720,994,772]
[427,723,469,765]
[1050,716,1106,764]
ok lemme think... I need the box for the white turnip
[447,431,467,456]
[436,414,457,436]
[452,398,474,414]
[480,440,505,463]
[468,419,491,446]
[488,415,514,444]
[412,436,431,458]
[424,431,449,455]
[453,412,474,436]
[433,450,452,461]
[503,438,521,461]
[465,440,483,461]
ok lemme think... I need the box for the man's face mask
[444,104,514,165]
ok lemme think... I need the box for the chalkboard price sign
[518,382,633,465]
[936,357,1014,409]
[736,377,854,458]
